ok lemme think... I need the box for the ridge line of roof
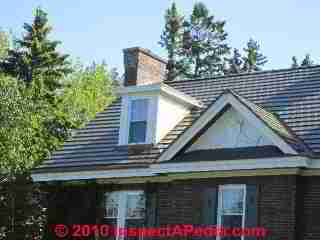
[164,65,320,84]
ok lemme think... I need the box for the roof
[35,65,320,173]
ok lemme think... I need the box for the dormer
[118,47,202,147]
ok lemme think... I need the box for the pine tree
[291,56,299,68]
[179,2,230,78]
[242,38,267,72]
[0,7,72,91]
[159,2,185,81]
[225,48,243,74]
[301,54,314,66]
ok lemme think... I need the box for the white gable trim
[31,156,309,182]
[158,92,297,162]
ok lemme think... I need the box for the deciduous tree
[0,29,9,60]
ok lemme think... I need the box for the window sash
[128,99,149,144]
[130,99,148,122]
[104,191,145,240]
[129,121,147,143]
[217,185,246,240]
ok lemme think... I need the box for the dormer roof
[117,82,203,108]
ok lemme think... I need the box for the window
[217,185,246,240]
[104,191,145,240]
[128,99,149,144]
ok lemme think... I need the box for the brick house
[32,47,320,240]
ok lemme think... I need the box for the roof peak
[165,64,320,84]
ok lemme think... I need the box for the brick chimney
[123,47,167,86]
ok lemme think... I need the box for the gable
[187,107,274,152]
[159,90,299,162]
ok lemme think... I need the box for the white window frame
[118,95,157,145]
[128,98,149,144]
[217,184,246,240]
[104,190,145,240]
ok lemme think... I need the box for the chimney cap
[123,47,167,64]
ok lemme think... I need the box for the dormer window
[129,99,149,144]
[118,47,203,148]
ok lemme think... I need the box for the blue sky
[1,1,319,74]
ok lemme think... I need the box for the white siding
[156,95,189,143]
[187,107,273,152]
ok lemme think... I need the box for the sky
[1,1,319,74]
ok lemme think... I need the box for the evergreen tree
[0,7,72,91]
[242,38,268,72]
[159,2,185,81]
[179,2,230,78]
[160,2,230,80]
[225,48,243,74]
[301,53,314,66]
[291,56,299,68]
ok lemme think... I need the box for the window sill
[115,143,154,152]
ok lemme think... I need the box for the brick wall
[46,175,308,240]
[297,176,320,240]
[156,176,297,240]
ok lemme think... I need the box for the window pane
[129,121,147,143]
[124,219,145,240]
[131,99,148,122]
[126,193,145,219]
[222,188,244,214]
[221,215,242,240]
[105,192,120,218]
[222,215,242,227]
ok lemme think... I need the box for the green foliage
[0,7,72,92]
[291,54,315,68]
[160,2,230,80]
[0,174,46,240]
[0,30,9,61]
[0,8,115,240]
[61,61,116,128]
[225,48,243,74]
[0,75,59,175]
[242,38,268,72]
[291,56,299,68]
[301,53,314,66]
[159,2,185,81]
[181,2,230,78]
[109,67,122,87]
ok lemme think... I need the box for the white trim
[31,156,309,182]
[31,168,155,182]
[217,184,246,240]
[104,190,145,240]
[158,93,297,162]
[307,159,320,168]
[117,83,203,108]
[119,95,157,145]
[128,97,150,144]
[151,156,309,173]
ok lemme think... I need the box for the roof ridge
[164,64,320,84]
